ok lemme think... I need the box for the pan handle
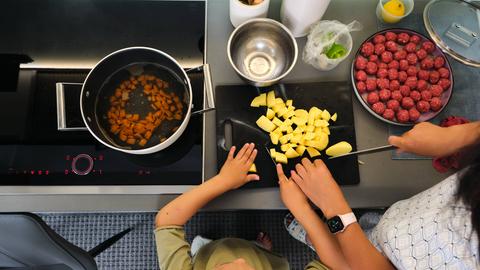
[190,63,216,116]
[55,82,88,131]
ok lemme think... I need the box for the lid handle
[445,22,479,47]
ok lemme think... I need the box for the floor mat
[39,211,318,270]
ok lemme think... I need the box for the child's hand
[217,143,259,190]
[277,164,311,215]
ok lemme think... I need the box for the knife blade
[264,144,277,166]
[328,144,395,159]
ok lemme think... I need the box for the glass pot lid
[424,0,480,67]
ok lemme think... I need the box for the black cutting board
[216,82,360,188]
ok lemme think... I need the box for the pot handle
[56,82,88,131]
[189,64,216,116]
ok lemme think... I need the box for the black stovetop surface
[0,0,206,186]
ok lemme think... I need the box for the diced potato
[272,117,283,127]
[286,100,293,107]
[277,107,289,117]
[279,133,292,144]
[293,126,304,134]
[290,134,302,144]
[308,112,315,126]
[314,127,323,135]
[306,135,328,150]
[270,148,276,158]
[310,107,322,119]
[306,147,321,158]
[322,127,330,135]
[292,116,307,126]
[280,144,289,152]
[284,119,293,126]
[286,147,300,158]
[304,132,315,140]
[266,108,275,120]
[286,126,293,133]
[287,105,296,112]
[250,93,267,107]
[270,132,280,145]
[314,119,329,127]
[331,113,337,122]
[283,110,295,120]
[272,103,286,113]
[275,153,288,164]
[296,145,306,156]
[249,163,257,173]
[279,125,288,132]
[275,98,285,105]
[272,127,282,135]
[326,141,353,157]
[267,91,276,107]
[305,125,315,132]
[256,115,276,132]
[294,109,309,119]
[321,110,331,121]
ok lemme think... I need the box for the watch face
[327,216,345,233]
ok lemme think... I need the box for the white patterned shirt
[369,172,479,270]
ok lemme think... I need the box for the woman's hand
[388,122,480,158]
[216,143,259,191]
[277,164,311,215]
[290,158,351,218]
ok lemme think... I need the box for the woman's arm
[290,159,395,270]
[277,164,350,270]
[156,143,258,227]
[389,121,480,157]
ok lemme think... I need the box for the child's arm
[156,143,258,227]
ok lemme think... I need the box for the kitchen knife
[264,144,277,166]
[328,144,395,159]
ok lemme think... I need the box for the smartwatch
[326,212,357,234]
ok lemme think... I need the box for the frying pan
[80,47,214,155]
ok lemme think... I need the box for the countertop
[0,0,446,212]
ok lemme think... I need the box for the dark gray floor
[39,211,317,270]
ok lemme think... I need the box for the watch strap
[338,212,357,232]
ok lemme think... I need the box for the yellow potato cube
[272,127,282,135]
[284,119,293,126]
[331,112,337,122]
[250,93,267,107]
[286,100,293,107]
[287,105,296,112]
[294,109,309,119]
[308,113,315,126]
[279,125,288,132]
[296,145,306,156]
[293,126,304,134]
[321,110,331,121]
[285,147,300,158]
[266,108,275,120]
[279,133,292,144]
[306,147,321,158]
[275,98,285,105]
[267,91,276,108]
[322,127,330,135]
[314,119,329,127]
[283,110,295,120]
[310,107,322,120]
[277,107,289,117]
[290,134,302,144]
[280,144,289,152]
[326,141,353,157]
[272,103,286,113]
[256,115,276,132]
[292,116,307,126]
[249,163,257,173]
[304,132,315,140]
[305,125,315,132]
[270,148,276,158]
[272,117,283,127]
[270,132,279,145]
[286,126,293,133]
[275,153,288,164]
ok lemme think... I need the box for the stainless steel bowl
[227,18,298,87]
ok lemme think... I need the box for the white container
[229,0,270,28]
[280,0,331,37]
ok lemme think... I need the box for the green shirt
[154,225,328,270]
